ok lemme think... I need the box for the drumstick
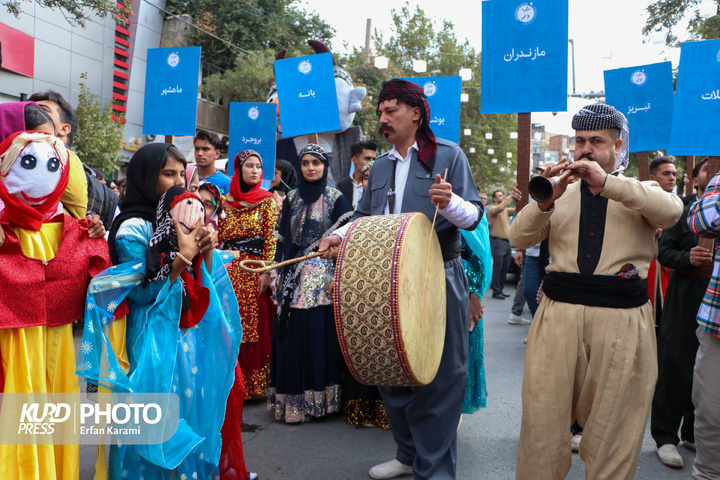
[238,251,324,273]
[420,168,448,329]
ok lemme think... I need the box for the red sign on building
[0,22,34,77]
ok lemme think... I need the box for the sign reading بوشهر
[668,39,720,155]
[274,52,340,138]
[480,0,568,114]
[604,62,674,152]
[143,46,201,136]
[403,77,462,143]
[227,103,277,188]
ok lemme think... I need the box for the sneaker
[682,440,696,451]
[508,313,532,325]
[571,434,582,452]
[369,459,413,479]
[656,444,684,468]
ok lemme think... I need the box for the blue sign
[668,39,720,155]
[604,62,674,152]
[227,102,277,188]
[274,52,340,138]
[143,47,201,136]
[404,76,462,143]
[481,0,568,114]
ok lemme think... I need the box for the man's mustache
[578,153,595,162]
[379,125,395,136]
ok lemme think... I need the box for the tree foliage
[3,0,117,27]
[74,73,124,173]
[643,0,720,46]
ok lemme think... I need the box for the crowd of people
[1,78,720,480]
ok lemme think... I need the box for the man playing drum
[320,78,483,479]
[509,104,683,480]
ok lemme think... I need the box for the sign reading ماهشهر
[604,62,674,153]
[143,46,201,136]
[274,52,340,138]
[480,0,568,114]
[227,102,277,187]
[403,77,462,144]
[668,39,720,155]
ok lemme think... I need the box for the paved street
[79,280,696,479]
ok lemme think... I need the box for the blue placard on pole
[604,62,674,152]
[143,47,201,136]
[481,0,568,114]
[668,39,720,155]
[274,52,340,138]
[404,77,462,143]
[228,103,277,189]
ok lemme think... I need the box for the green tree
[336,3,518,193]
[3,0,118,27]
[643,0,720,46]
[73,73,124,174]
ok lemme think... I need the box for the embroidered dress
[219,197,277,399]
[268,187,351,423]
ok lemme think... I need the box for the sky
[296,0,689,135]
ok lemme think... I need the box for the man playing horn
[509,103,683,479]
[320,78,483,479]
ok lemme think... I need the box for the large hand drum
[334,213,446,386]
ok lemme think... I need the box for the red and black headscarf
[226,149,272,209]
[377,79,438,169]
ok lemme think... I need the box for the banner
[143,47,201,136]
[481,0,568,113]
[404,76,462,143]
[604,62,674,152]
[274,52,340,138]
[668,39,720,155]
[227,103,277,187]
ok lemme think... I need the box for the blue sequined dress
[461,215,491,414]
[268,187,351,423]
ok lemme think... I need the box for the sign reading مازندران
[403,77,462,143]
[667,39,720,155]
[227,103,277,188]
[480,0,568,114]
[143,47,201,136]
[274,52,340,138]
[603,62,674,153]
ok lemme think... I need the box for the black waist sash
[219,236,264,256]
[542,272,649,309]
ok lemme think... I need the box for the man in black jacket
[337,140,376,209]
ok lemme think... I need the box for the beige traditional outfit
[510,174,682,479]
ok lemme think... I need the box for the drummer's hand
[469,292,483,330]
[258,272,272,296]
[319,234,341,260]
[537,161,572,212]
[429,174,452,209]
[87,214,105,238]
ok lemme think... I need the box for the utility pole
[363,19,372,66]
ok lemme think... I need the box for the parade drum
[334,213,446,386]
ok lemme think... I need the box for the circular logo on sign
[248,107,259,120]
[631,70,647,85]
[423,82,437,97]
[515,3,536,24]
[167,52,180,68]
[298,60,312,74]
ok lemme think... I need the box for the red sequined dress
[219,197,278,399]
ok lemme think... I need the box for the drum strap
[387,159,398,214]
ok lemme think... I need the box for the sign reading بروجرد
[143,47,201,136]
[480,0,568,114]
[604,62,674,152]
[227,102,277,188]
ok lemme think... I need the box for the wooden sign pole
[638,151,649,181]
[516,112,531,211]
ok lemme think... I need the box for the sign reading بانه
[668,39,720,155]
[143,47,201,136]
[227,103,277,187]
[481,0,568,113]
[404,77,462,143]
[604,62,674,152]
[274,52,340,138]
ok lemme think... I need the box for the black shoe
[492,292,506,299]
[500,291,511,297]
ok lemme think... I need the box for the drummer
[320,78,483,480]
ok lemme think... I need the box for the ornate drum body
[334,213,446,386]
